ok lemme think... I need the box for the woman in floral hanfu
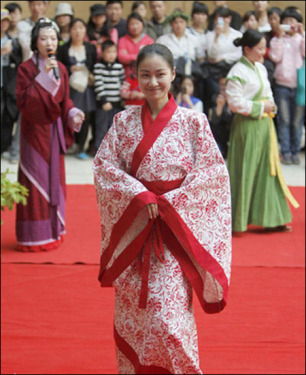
[93,44,232,374]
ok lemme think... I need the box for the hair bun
[233,37,242,47]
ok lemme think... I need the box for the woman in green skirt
[225,29,299,233]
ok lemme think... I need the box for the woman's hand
[145,203,159,220]
[73,111,85,127]
[44,56,58,73]
[264,100,276,114]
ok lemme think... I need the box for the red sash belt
[137,177,184,308]
[99,178,185,309]
[138,177,185,195]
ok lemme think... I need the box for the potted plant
[1,169,28,224]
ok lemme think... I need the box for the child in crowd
[94,40,125,152]
[269,7,305,165]
[176,75,203,113]
[120,60,145,108]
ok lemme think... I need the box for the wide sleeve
[226,73,264,118]
[93,112,156,254]
[159,112,232,313]
[16,62,63,124]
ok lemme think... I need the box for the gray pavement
[1,150,305,186]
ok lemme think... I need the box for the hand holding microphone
[45,49,60,81]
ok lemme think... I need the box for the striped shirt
[94,61,125,105]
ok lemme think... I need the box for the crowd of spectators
[1,0,305,164]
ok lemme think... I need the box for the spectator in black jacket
[106,0,127,39]
[57,18,97,159]
[1,8,23,158]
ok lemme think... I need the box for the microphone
[46,49,60,81]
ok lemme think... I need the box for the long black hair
[87,13,113,41]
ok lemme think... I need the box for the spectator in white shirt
[17,1,49,61]
[187,1,209,63]
[204,6,242,115]
[156,9,202,66]
[206,7,242,66]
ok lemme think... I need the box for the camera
[280,24,300,32]
[217,17,224,28]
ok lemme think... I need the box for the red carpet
[1,186,305,267]
[1,185,305,374]
[1,264,304,374]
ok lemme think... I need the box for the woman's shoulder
[176,106,207,123]
[227,60,248,77]
[114,106,142,121]
[18,57,36,73]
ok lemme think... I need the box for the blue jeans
[274,84,305,156]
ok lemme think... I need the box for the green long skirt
[227,114,292,232]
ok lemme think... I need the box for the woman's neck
[71,39,84,47]
[1,30,6,39]
[60,24,70,33]
[244,55,255,65]
[192,24,205,33]
[131,33,142,42]
[147,96,169,120]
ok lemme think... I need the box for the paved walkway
[2,151,305,186]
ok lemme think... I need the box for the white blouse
[206,27,242,64]
[225,56,274,118]
[156,31,202,61]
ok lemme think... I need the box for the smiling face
[36,27,58,58]
[137,53,175,107]
[245,37,266,64]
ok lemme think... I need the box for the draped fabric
[93,94,232,373]
[15,58,75,251]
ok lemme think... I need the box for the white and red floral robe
[93,94,232,374]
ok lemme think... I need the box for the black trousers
[95,105,122,150]
[1,88,16,153]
